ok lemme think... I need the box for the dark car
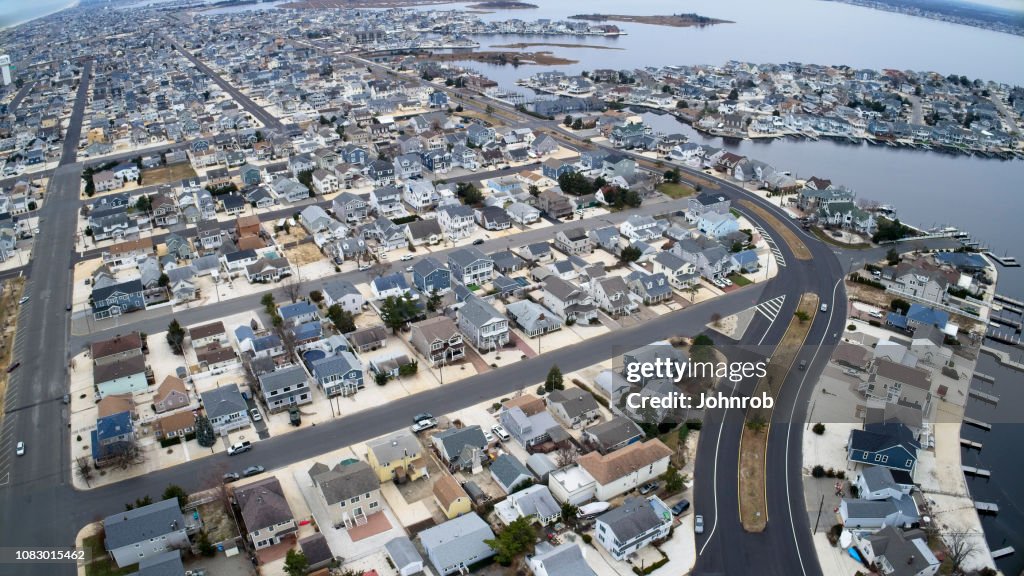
[413,413,435,424]
[6,362,20,373]
[672,499,691,516]
[243,465,265,478]
[472,238,485,245]
[223,472,241,483]
[639,482,659,495]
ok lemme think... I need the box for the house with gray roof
[495,483,560,526]
[322,278,365,314]
[582,417,644,454]
[626,271,673,305]
[129,550,185,576]
[839,496,919,530]
[309,460,382,529]
[258,364,312,412]
[235,477,297,550]
[447,247,493,286]
[431,425,488,470]
[406,218,444,246]
[546,388,601,429]
[595,496,672,561]
[385,536,424,576]
[490,453,535,495]
[505,300,563,338]
[409,316,465,366]
[418,513,496,576]
[200,383,250,434]
[857,526,939,576]
[456,294,509,351]
[310,351,363,397]
[528,542,596,576]
[542,276,598,323]
[103,498,190,568]
[499,406,562,448]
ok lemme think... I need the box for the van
[227,441,252,456]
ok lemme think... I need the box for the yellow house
[87,127,107,144]
[366,430,428,483]
[433,473,472,520]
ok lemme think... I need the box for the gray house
[432,425,488,470]
[456,294,509,351]
[490,453,534,494]
[505,300,563,337]
[259,364,312,412]
[103,499,190,568]
[546,388,601,429]
[418,513,496,576]
[200,384,250,434]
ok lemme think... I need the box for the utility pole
[813,493,825,533]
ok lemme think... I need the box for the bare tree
[554,444,577,468]
[275,322,298,364]
[371,258,392,279]
[944,530,979,575]
[281,274,303,303]
[75,456,93,487]
[112,439,145,470]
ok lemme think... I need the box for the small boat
[577,502,611,518]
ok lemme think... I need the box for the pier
[986,252,1021,267]
[991,547,1015,559]
[962,466,991,477]
[981,347,1024,369]
[985,328,1022,346]
[994,293,1024,308]
[972,372,995,383]
[968,389,999,404]
[960,438,983,450]
[975,502,999,514]
[989,315,1023,331]
[963,417,992,430]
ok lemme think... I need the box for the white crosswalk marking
[754,225,787,268]
[755,295,786,322]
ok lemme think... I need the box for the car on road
[491,424,511,442]
[400,254,414,261]
[820,303,829,312]
[62,394,70,404]
[227,441,252,456]
[868,310,884,319]
[15,441,25,456]
[472,238,485,246]
[413,413,434,423]
[798,360,807,370]
[672,499,691,516]
[6,362,20,373]
[358,264,371,271]
[66,305,72,312]
[243,465,265,478]
[694,514,705,534]
[18,296,29,305]
[250,408,262,422]
[411,417,438,433]
[223,472,241,483]
[639,482,659,495]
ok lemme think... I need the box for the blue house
[730,250,760,273]
[240,163,262,186]
[906,304,949,331]
[92,411,135,466]
[340,144,368,165]
[278,301,320,326]
[412,257,451,295]
[429,90,449,108]
[467,124,495,147]
[92,279,146,319]
[847,423,920,474]
[542,158,576,180]
[420,149,451,173]
[310,352,364,397]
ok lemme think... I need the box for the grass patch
[467,283,481,291]
[728,273,752,286]
[0,277,26,427]
[736,200,812,260]
[656,182,695,199]
[140,163,197,187]
[810,226,872,249]
[738,293,819,532]
[83,534,135,576]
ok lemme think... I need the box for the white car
[869,310,884,319]
[400,254,414,262]
[491,424,511,442]
[358,264,371,271]
[250,408,262,422]
[18,296,29,305]
[721,278,733,287]
[820,303,829,313]
[406,265,414,272]
[16,441,25,456]
[484,431,495,444]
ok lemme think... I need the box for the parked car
[820,303,829,313]
[6,362,20,373]
[62,394,70,404]
[227,441,252,456]
[18,296,29,305]
[413,413,434,423]
[672,499,691,516]
[289,407,301,426]
[411,418,437,433]
[721,277,733,287]
[491,424,511,442]
[15,441,25,456]
[223,472,241,483]
[400,254,414,261]
[869,310,884,319]
[406,265,414,272]
[639,482,659,495]
[243,465,265,478]
[694,514,705,534]
[472,238,485,246]
[250,408,262,422]
[358,264,371,271]
[484,431,495,444]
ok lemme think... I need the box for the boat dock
[991,547,1015,559]
[986,252,1021,267]
[990,315,1023,331]
[963,466,991,477]
[960,438,983,450]
[975,501,999,514]
[968,389,999,404]
[994,293,1024,308]
[980,346,1024,369]
[963,417,992,430]
[973,372,995,383]
[985,327,1022,346]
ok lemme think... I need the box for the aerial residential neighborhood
[0,1,1022,576]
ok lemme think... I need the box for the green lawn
[729,273,752,286]
[657,182,695,199]
[83,534,135,576]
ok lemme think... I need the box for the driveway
[244,397,271,440]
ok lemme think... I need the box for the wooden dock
[960,438,983,450]
[994,293,1024,308]
[991,546,1014,559]
[986,253,1021,267]
[963,417,992,430]
[975,501,999,514]
[973,372,995,383]
[962,466,991,477]
[968,389,999,404]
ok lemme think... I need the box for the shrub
[836,470,845,480]
[825,467,837,478]
[811,465,826,478]
[685,419,703,430]
[847,324,856,331]
[812,423,826,435]
[581,533,592,544]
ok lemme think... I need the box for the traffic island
[738,293,819,531]
[737,199,813,260]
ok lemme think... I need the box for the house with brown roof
[90,332,144,366]
[195,343,237,372]
[101,237,155,269]
[549,439,672,503]
[155,411,196,440]
[408,316,464,367]
[433,473,472,520]
[154,376,190,414]
[236,215,262,238]
[97,394,137,419]
[188,321,226,348]
[235,477,298,550]
[94,356,149,398]
[501,394,546,417]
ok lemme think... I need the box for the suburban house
[309,460,382,529]
[385,536,425,576]
[627,271,673,305]
[687,192,731,221]
[406,219,444,246]
[554,227,593,255]
[582,417,644,454]
[235,477,298,550]
[697,212,740,239]
[154,411,195,441]
[188,321,226,348]
[457,295,509,351]
[432,425,488,471]
[310,351,364,398]
[438,204,476,241]
[589,276,638,316]
[546,389,601,429]
[154,375,190,413]
[490,453,535,494]
[102,499,190,568]
[90,332,144,366]
[322,279,365,314]
[94,356,148,398]
[499,406,561,448]
[542,276,598,323]
[367,430,429,483]
[495,483,561,526]
[595,497,673,561]
[505,300,563,337]
[536,188,573,219]
[619,215,662,242]
[862,358,933,411]
[200,384,250,435]
[433,473,472,520]
[448,248,494,286]
[854,526,940,576]
[332,192,369,222]
[529,542,596,576]
[409,316,465,366]
[549,439,672,504]
[92,279,146,319]
[412,257,451,295]
[418,513,496,576]
[855,466,915,501]
[259,365,312,412]
[672,236,734,281]
[847,422,921,474]
[839,495,920,531]
[371,273,412,301]
[92,410,136,466]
